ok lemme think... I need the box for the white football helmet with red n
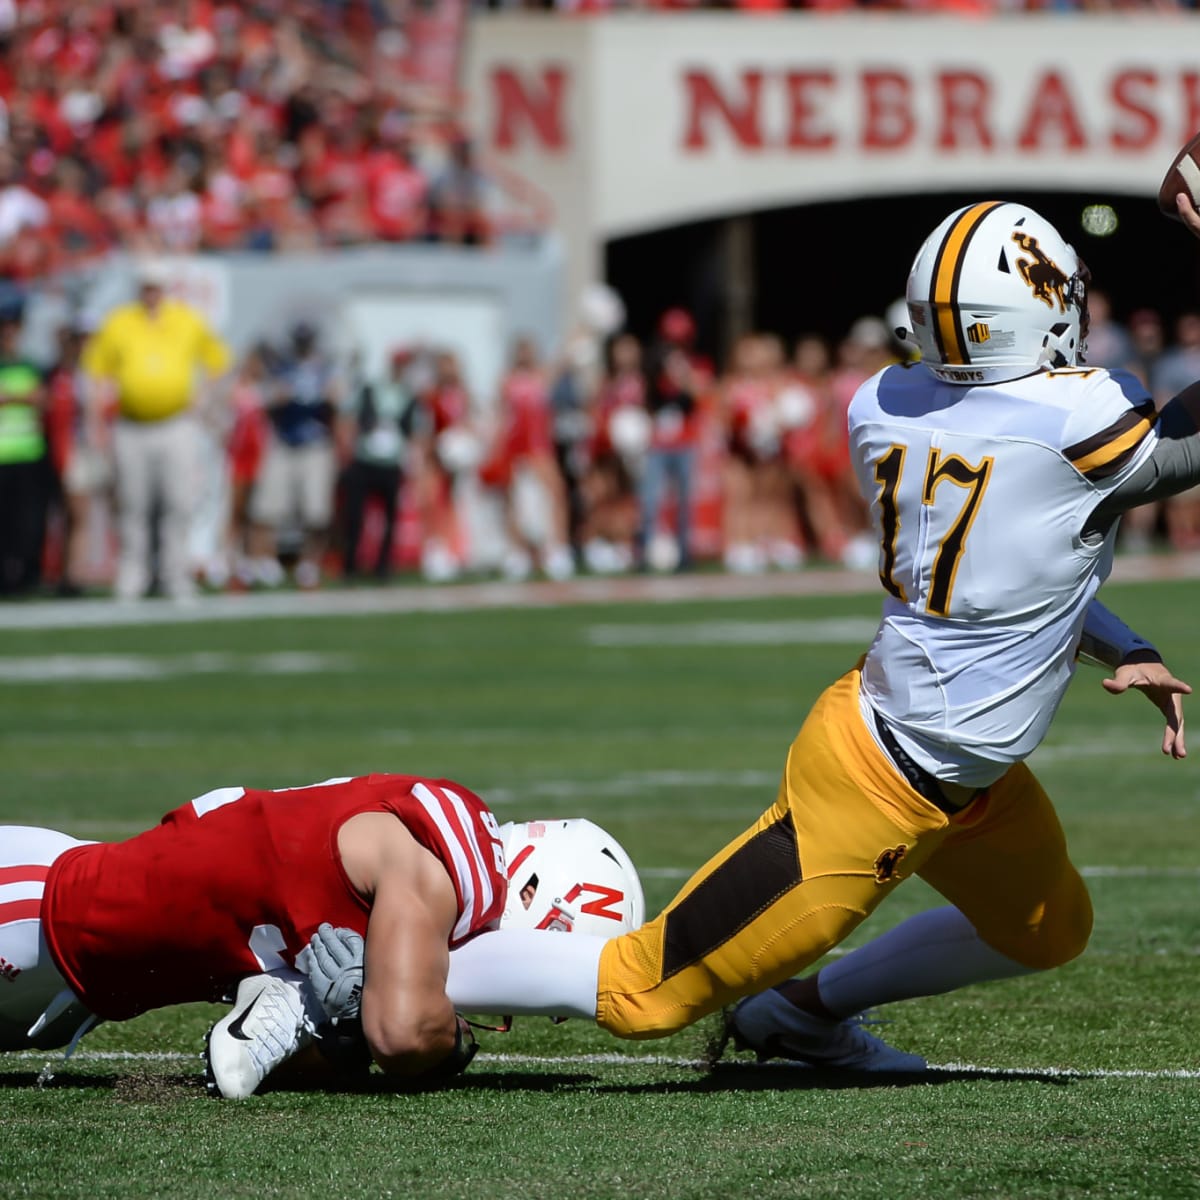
[499,818,645,937]
[905,201,1089,386]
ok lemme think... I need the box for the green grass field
[1,579,1198,1199]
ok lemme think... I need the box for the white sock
[446,929,604,1019]
[817,906,1037,1018]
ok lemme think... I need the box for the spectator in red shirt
[779,332,857,564]
[145,160,205,253]
[365,132,428,243]
[581,332,647,574]
[46,158,112,262]
[482,337,574,581]
[0,0,518,269]
[200,142,247,251]
[415,349,477,582]
[225,344,269,589]
[719,331,799,573]
[637,311,705,572]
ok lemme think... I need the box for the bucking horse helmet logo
[1011,232,1069,312]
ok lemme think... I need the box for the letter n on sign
[492,66,569,152]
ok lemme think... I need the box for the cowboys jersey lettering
[849,362,1158,787]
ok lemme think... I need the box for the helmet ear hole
[519,873,538,910]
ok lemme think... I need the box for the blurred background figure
[582,332,647,575]
[428,138,490,247]
[247,322,341,590]
[637,308,703,573]
[1083,289,1135,372]
[824,317,889,552]
[82,261,231,602]
[339,348,419,582]
[778,332,848,565]
[1118,309,1168,553]
[1153,312,1200,551]
[0,311,51,596]
[364,129,429,244]
[483,336,574,581]
[1127,309,1166,390]
[43,322,104,596]
[224,345,269,589]
[417,349,477,583]
[547,334,598,568]
[720,332,796,574]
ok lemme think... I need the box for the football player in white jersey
[427,194,1200,1070]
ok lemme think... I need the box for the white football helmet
[499,818,645,937]
[905,201,1089,385]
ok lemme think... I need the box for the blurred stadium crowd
[2,279,1198,601]
[0,2,1197,600]
[0,0,498,293]
[479,0,1193,12]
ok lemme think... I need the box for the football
[1157,131,1200,221]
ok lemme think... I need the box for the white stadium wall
[464,13,1200,305]
[39,241,566,410]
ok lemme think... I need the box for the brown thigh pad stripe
[660,811,802,980]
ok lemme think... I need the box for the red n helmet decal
[563,882,626,922]
[506,844,536,879]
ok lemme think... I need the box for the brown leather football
[1158,131,1200,221]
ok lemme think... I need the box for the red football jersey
[41,775,507,1021]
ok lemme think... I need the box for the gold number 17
[874,446,994,615]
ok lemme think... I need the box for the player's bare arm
[336,811,460,1075]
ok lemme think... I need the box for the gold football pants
[596,666,1092,1038]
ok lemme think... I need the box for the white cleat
[205,974,316,1099]
[729,989,927,1072]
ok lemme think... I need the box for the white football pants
[0,826,94,1049]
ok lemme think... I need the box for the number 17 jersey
[848,361,1158,787]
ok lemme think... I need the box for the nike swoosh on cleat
[226,995,262,1042]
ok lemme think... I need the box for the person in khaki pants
[83,262,231,601]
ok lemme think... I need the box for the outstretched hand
[1102,658,1191,759]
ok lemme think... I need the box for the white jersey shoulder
[848,363,1158,787]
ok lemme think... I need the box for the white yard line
[586,618,881,647]
[7,1048,1198,1080]
[2,550,1199,631]
[0,651,352,683]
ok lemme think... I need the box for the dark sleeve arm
[1084,386,1200,538]
[1077,599,1160,670]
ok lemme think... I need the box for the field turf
[1,578,1198,1199]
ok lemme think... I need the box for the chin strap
[462,1015,513,1034]
[419,1019,478,1084]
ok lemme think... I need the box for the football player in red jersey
[0,774,508,1095]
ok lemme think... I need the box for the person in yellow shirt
[83,261,231,601]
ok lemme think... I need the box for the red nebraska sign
[491,63,1200,156]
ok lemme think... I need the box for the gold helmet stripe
[930,201,1004,365]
